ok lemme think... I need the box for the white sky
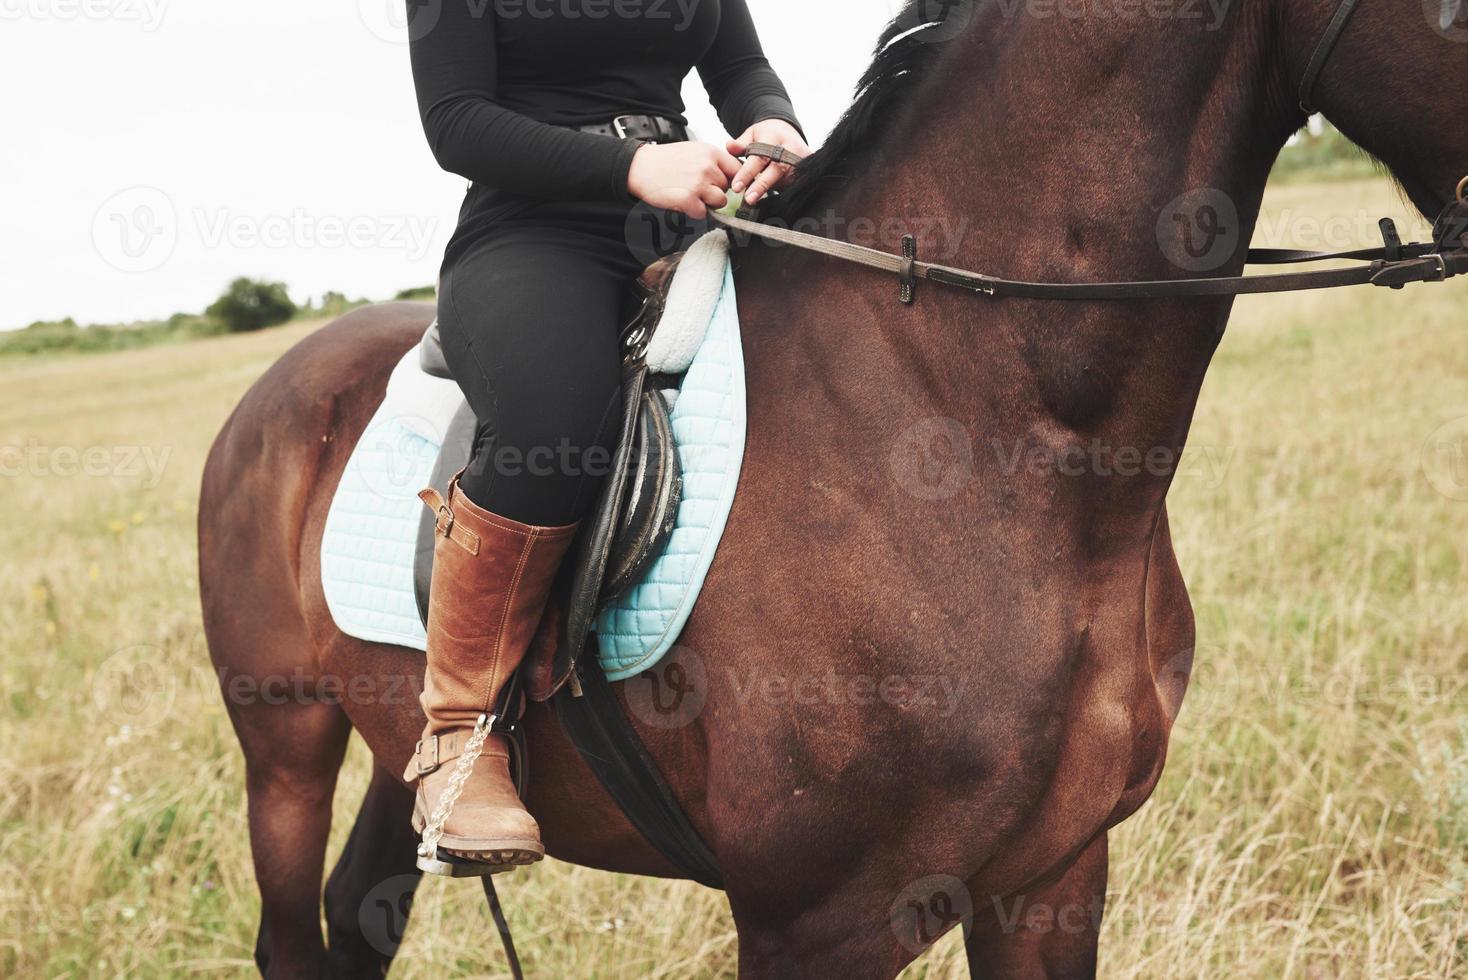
[0,0,903,330]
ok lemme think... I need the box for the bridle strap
[1298,0,1364,114]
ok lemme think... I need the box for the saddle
[412,250,692,702]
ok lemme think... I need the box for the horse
[198,1,1468,976]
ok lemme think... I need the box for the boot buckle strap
[404,732,458,783]
[415,734,442,775]
[417,488,481,555]
[404,728,490,783]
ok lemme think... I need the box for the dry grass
[1,177,1465,977]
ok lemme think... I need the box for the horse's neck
[753,9,1297,534]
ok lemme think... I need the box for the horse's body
[199,3,1466,976]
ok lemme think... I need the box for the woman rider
[404,0,807,872]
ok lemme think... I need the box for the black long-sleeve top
[407,0,802,202]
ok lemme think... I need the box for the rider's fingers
[744,161,791,205]
[699,183,730,209]
[680,191,710,220]
[713,148,742,181]
[731,156,769,195]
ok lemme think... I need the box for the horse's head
[1286,0,1468,217]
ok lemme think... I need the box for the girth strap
[554,658,724,890]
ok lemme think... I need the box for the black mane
[763,1,972,220]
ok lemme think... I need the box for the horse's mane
[763,1,973,220]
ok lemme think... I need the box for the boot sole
[441,845,544,867]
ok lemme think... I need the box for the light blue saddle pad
[320,258,745,679]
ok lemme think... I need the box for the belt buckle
[612,114,637,140]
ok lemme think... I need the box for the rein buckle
[899,235,918,305]
[1426,254,1451,282]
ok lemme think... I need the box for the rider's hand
[728,119,809,206]
[627,142,741,219]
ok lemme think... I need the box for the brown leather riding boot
[405,475,576,869]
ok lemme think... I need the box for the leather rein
[712,0,1468,304]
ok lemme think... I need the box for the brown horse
[199,2,1468,976]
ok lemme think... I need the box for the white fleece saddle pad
[320,231,745,679]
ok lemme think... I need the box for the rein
[718,145,1468,305]
[712,198,1468,303]
[718,0,1467,304]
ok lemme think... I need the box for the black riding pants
[438,190,655,527]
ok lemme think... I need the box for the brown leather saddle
[412,251,688,701]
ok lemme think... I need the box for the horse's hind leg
[324,762,422,975]
[964,834,1108,980]
[235,694,351,978]
[206,586,350,976]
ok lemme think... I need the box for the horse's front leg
[727,870,920,980]
[964,834,1109,980]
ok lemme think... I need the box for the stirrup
[417,847,520,878]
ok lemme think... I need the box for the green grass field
[1,177,1465,978]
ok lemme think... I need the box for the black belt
[577,114,688,144]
